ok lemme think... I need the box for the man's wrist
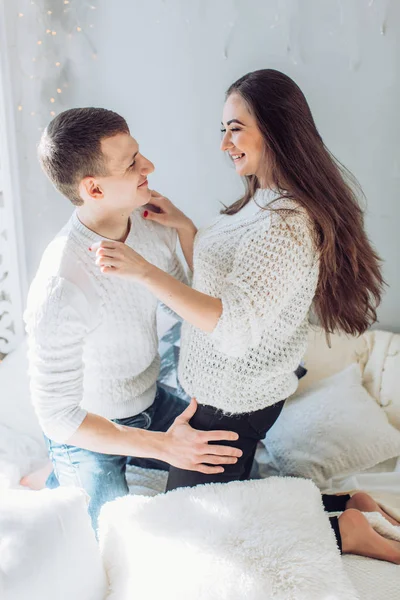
[147,430,168,463]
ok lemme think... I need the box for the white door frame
[0,0,28,354]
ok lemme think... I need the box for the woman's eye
[220,128,241,134]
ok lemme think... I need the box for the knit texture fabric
[179,189,320,414]
[24,209,186,443]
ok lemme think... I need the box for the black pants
[166,401,350,553]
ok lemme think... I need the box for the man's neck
[77,207,131,242]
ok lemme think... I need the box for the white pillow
[360,330,400,430]
[0,338,44,446]
[0,487,107,600]
[295,326,367,395]
[263,364,400,487]
[98,477,358,600]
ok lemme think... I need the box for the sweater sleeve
[24,276,92,443]
[159,227,190,320]
[209,209,317,357]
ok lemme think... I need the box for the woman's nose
[220,131,232,152]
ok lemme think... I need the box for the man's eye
[129,161,136,169]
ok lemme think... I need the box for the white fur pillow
[98,477,358,600]
[0,487,107,600]
[263,364,400,487]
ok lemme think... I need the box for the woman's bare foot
[339,508,400,564]
[20,461,53,490]
[346,491,400,527]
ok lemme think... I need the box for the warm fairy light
[18,2,98,124]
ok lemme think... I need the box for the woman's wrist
[178,218,197,236]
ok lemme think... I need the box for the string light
[16,2,98,121]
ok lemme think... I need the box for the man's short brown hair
[38,107,129,205]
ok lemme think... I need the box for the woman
[92,70,400,563]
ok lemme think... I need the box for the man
[24,107,241,529]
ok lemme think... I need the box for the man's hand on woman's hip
[162,398,242,474]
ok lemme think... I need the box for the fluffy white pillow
[0,487,107,600]
[0,338,44,446]
[263,364,400,487]
[98,477,358,600]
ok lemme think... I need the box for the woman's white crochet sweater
[178,189,320,414]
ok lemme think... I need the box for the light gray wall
[9,0,400,330]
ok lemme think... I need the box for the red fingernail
[88,247,92,251]
[143,211,148,218]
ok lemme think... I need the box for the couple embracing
[25,69,400,563]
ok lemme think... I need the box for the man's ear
[79,177,104,201]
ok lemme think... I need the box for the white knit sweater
[178,189,320,414]
[24,210,186,443]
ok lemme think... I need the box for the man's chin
[136,188,151,206]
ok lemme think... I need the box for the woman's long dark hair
[223,69,385,336]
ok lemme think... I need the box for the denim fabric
[45,385,188,531]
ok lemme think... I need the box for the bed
[0,315,399,598]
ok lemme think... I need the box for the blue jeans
[45,385,188,531]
